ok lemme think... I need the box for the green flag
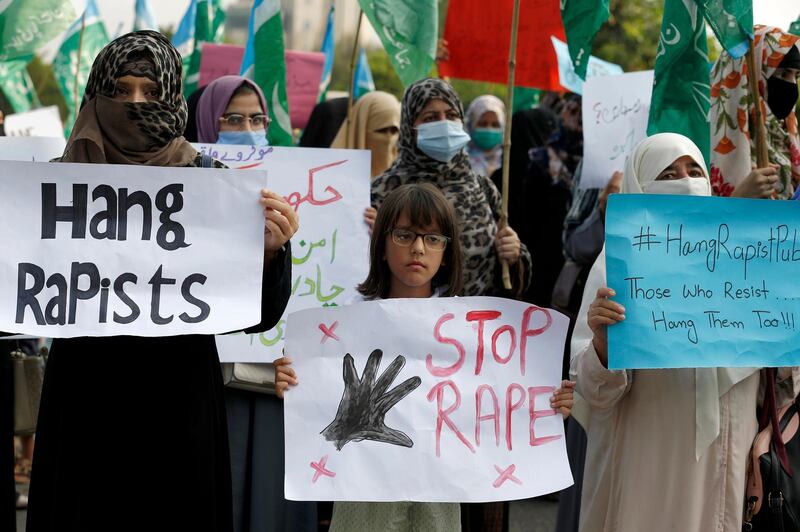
[790,15,799,36]
[512,86,540,113]
[702,0,752,58]
[560,0,610,79]
[212,0,226,42]
[0,60,38,112]
[241,0,292,146]
[184,0,215,95]
[0,0,75,62]
[648,0,711,164]
[358,0,437,86]
[52,0,109,137]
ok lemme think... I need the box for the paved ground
[15,486,559,531]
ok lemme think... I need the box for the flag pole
[345,10,364,141]
[745,39,769,168]
[499,0,521,291]
[73,11,87,114]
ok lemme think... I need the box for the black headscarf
[183,85,208,143]
[299,97,348,147]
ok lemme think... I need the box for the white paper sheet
[283,297,573,502]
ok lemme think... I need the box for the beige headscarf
[573,133,758,460]
[331,91,401,178]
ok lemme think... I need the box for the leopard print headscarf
[371,78,531,297]
[62,30,196,166]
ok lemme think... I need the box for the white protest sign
[4,106,64,139]
[193,144,371,363]
[580,70,654,189]
[0,160,266,337]
[0,136,65,162]
[550,37,624,95]
[283,297,572,502]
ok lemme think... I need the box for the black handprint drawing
[322,349,422,451]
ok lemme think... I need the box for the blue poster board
[605,194,800,369]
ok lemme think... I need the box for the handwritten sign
[198,43,245,88]
[192,144,371,362]
[283,297,572,502]
[550,37,623,95]
[0,160,266,337]
[285,50,325,130]
[606,194,800,369]
[0,136,66,162]
[580,71,654,189]
[4,106,64,139]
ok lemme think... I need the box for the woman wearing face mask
[26,32,296,532]
[571,133,761,531]
[331,90,401,179]
[196,75,271,146]
[465,94,505,177]
[193,73,316,532]
[372,78,531,299]
[709,25,799,199]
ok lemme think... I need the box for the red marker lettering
[519,306,553,376]
[475,384,500,447]
[505,383,526,451]
[491,324,517,365]
[466,310,501,375]
[528,386,562,446]
[427,380,475,457]
[426,313,466,377]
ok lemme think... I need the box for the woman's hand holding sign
[588,287,626,368]
[260,189,299,264]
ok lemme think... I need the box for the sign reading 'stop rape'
[0,160,266,337]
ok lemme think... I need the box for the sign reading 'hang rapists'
[0,160,266,337]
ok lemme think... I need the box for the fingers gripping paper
[283,297,573,502]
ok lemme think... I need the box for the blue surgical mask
[415,120,471,162]
[216,129,269,146]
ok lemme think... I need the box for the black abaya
[26,247,292,532]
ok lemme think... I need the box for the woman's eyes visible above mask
[420,111,461,123]
[375,125,399,135]
[773,67,800,83]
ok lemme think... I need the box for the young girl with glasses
[275,183,574,531]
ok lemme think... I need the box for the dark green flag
[560,0,610,80]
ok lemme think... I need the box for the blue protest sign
[605,194,800,369]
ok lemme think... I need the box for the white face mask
[645,177,710,197]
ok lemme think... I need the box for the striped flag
[241,0,292,146]
[318,4,335,102]
[133,0,157,31]
[52,0,109,136]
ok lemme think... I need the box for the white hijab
[574,133,757,460]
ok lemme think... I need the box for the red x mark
[493,464,522,488]
[319,321,340,343]
[310,455,336,483]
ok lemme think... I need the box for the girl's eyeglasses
[389,228,451,251]
[219,113,271,130]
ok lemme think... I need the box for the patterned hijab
[709,25,800,198]
[372,78,531,297]
[61,30,196,166]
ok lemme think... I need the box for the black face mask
[767,76,799,120]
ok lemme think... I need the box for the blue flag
[134,0,157,31]
[354,48,374,100]
[172,0,197,71]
